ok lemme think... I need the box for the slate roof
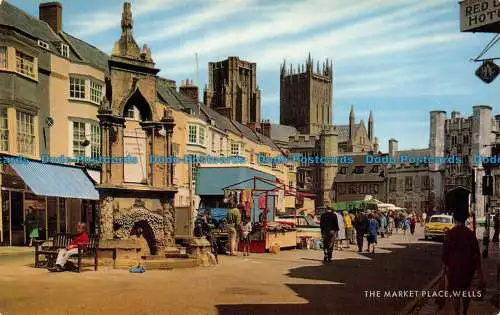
[0,1,109,72]
[62,32,109,72]
[0,1,61,54]
[270,124,298,143]
[395,148,430,158]
[198,105,281,151]
[333,124,361,143]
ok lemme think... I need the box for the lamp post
[481,143,498,259]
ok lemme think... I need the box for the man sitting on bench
[49,222,89,272]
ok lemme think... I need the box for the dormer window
[60,44,69,58]
[37,40,49,50]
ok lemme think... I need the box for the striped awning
[8,160,99,200]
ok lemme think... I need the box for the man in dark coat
[320,207,339,263]
[353,212,369,252]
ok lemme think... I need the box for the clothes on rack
[258,194,267,209]
[241,189,252,203]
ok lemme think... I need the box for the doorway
[10,191,24,245]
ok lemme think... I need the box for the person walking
[410,215,416,235]
[344,211,354,246]
[336,211,346,250]
[226,202,241,256]
[320,207,339,263]
[403,217,410,236]
[493,212,499,243]
[379,213,387,238]
[367,213,379,253]
[240,217,252,256]
[442,207,485,315]
[388,213,395,236]
[394,213,400,235]
[353,212,368,252]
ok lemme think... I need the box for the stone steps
[143,258,199,270]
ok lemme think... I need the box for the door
[1,190,10,245]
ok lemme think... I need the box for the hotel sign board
[460,0,500,32]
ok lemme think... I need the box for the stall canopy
[195,167,276,195]
[334,199,378,211]
[8,160,99,200]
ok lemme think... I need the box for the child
[241,218,252,256]
[403,217,411,236]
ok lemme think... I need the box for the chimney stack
[39,2,63,34]
[260,119,272,138]
[179,79,199,104]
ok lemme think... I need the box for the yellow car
[424,214,455,240]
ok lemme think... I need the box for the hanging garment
[242,189,252,203]
[259,194,267,209]
[244,201,251,217]
[276,190,284,212]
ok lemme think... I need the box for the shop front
[0,158,99,246]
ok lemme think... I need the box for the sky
[9,0,500,152]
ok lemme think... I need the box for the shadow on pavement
[216,242,443,315]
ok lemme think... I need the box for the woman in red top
[49,222,89,272]
[442,207,484,315]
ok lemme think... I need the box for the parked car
[424,214,455,240]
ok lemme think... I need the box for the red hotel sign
[460,0,500,32]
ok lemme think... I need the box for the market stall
[222,176,297,253]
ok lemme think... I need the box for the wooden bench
[34,233,72,268]
[74,234,99,272]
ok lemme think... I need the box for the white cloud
[137,0,257,43]
[154,0,400,62]
[69,0,193,37]
[252,1,453,71]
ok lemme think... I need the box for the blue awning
[8,160,99,200]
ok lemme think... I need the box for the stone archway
[131,220,157,255]
[113,207,164,253]
[445,186,470,215]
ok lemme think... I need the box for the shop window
[16,111,35,155]
[16,51,35,78]
[47,197,57,238]
[0,107,8,152]
[58,198,66,233]
[69,77,85,99]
